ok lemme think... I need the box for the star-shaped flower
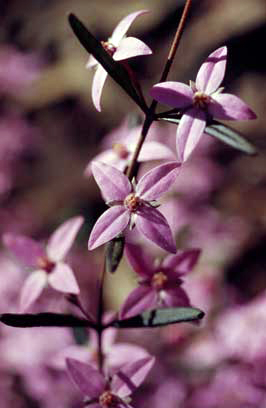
[150,46,256,162]
[88,161,180,253]
[66,356,155,408]
[3,216,83,311]
[120,243,200,318]
[87,10,152,111]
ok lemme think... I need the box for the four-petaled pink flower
[87,10,152,111]
[120,243,200,318]
[88,161,181,253]
[150,46,256,162]
[3,216,84,311]
[66,356,154,408]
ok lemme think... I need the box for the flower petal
[137,161,181,201]
[162,249,201,276]
[91,161,131,202]
[177,108,206,162]
[111,10,149,46]
[48,262,80,294]
[84,150,119,177]
[135,206,176,253]
[136,141,175,162]
[47,216,84,262]
[161,287,190,307]
[196,46,227,94]
[113,37,152,61]
[86,54,98,69]
[19,270,47,312]
[125,243,154,278]
[88,206,130,250]
[150,82,193,108]
[120,285,157,319]
[91,64,108,112]
[107,343,150,371]
[3,233,45,267]
[209,93,257,120]
[112,356,155,398]
[66,358,105,398]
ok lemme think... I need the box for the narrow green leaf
[0,313,95,328]
[204,122,257,155]
[68,13,147,112]
[111,307,204,329]
[159,117,256,155]
[106,235,125,273]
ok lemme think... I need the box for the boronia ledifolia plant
[0,1,257,407]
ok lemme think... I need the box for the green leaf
[111,307,204,329]
[68,13,147,112]
[105,235,125,273]
[159,117,256,155]
[0,313,95,328]
[204,121,257,155]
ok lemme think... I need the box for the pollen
[99,391,120,407]
[152,271,168,290]
[37,256,55,274]
[124,193,141,212]
[112,143,129,159]
[193,91,211,109]
[101,41,117,57]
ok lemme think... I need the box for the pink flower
[3,216,84,311]
[150,46,256,162]
[84,123,175,175]
[87,10,152,111]
[88,161,181,253]
[120,244,200,318]
[66,356,154,408]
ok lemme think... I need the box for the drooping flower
[66,356,154,408]
[87,10,152,111]
[120,243,200,318]
[150,46,256,162]
[88,161,181,253]
[84,122,175,175]
[3,216,84,311]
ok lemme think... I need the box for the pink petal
[136,141,175,162]
[3,233,45,267]
[91,161,131,202]
[92,65,108,112]
[196,46,227,94]
[111,10,149,46]
[88,206,130,250]
[48,262,80,294]
[107,343,150,370]
[137,161,181,201]
[120,285,157,319]
[46,216,84,262]
[135,206,176,254]
[66,358,105,398]
[150,82,193,108]
[86,54,98,69]
[19,270,47,312]
[84,150,119,177]
[209,93,257,120]
[162,249,201,276]
[113,37,152,61]
[112,356,155,398]
[161,287,190,307]
[177,108,206,162]
[125,243,154,278]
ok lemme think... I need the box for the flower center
[101,41,117,57]
[124,193,141,212]
[193,91,211,109]
[112,143,129,160]
[36,256,55,273]
[99,391,120,408]
[152,271,168,290]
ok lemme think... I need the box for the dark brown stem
[126,0,193,180]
